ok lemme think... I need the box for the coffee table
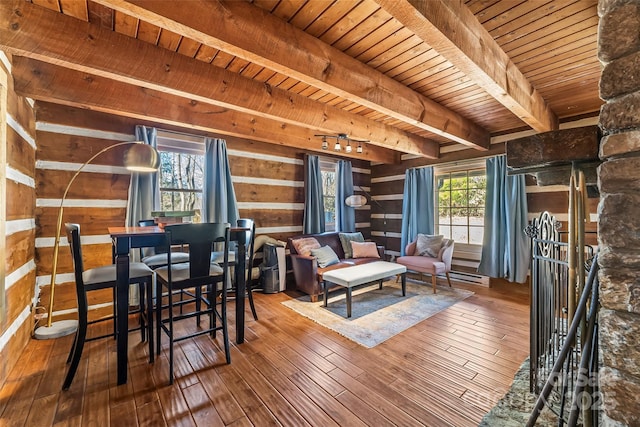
[322,261,407,318]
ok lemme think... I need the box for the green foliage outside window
[321,169,336,228]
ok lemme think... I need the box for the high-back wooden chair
[154,222,231,384]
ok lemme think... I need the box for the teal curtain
[126,125,160,227]
[335,160,355,232]
[303,155,325,234]
[202,138,239,224]
[400,167,434,255]
[478,155,530,283]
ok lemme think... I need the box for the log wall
[369,136,599,278]
[33,102,372,324]
[0,52,37,387]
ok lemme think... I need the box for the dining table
[108,225,249,385]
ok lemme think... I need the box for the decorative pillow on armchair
[416,234,444,258]
[351,241,381,259]
[310,246,340,268]
[339,232,364,258]
[291,237,321,257]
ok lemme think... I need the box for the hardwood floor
[0,278,529,426]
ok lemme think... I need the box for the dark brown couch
[287,232,384,302]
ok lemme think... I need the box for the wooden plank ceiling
[1,0,600,163]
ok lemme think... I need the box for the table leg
[346,288,352,318]
[115,251,130,385]
[323,281,328,307]
[235,237,246,344]
[401,272,406,296]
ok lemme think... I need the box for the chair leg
[247,286,258,321]
[220,287,231,364]
[445,272,452,287]
[63,310,87,390]
[146,279,154,363]
[156,280,163,357]
[138,282,146,342]
[431,274,437,294]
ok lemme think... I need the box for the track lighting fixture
[314,133,368,155]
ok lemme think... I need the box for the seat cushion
[155,262,224,283]
[142,252,190,268]
[396,256,446,275]
[83,262,153,285]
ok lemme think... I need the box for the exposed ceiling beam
[374,0,559,133]
[92,0,490,151]
[0,0,438,158]
[12,57,400,164]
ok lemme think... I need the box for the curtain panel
[335,160,355,232]
[202,138,239,225]
[478,155,530,283]
[303,154,325,234]
[400,166,435,255]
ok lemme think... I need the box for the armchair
[396,238,454,293]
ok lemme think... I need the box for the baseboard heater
[446,270,490,287]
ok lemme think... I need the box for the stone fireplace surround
[597,0,640,424]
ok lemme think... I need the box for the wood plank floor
[0,278,529,426]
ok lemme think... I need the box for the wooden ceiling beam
[374,0,559,133]
[0,0,437,158]
[12,57,400,164]
[91,0,490,150]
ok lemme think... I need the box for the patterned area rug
[282,278,473,348]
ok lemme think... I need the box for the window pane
[450,172,468,190]
[468,188,485,208]
[469,226,484,245]
[451,226,468,244]
[436,175,451,191]
[160,191,202,222]
[451,189,467,208]
[438,207,451,225]
[469,209,484,226]
[438,225,451,240]
[468,169,486,188]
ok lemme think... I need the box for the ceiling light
[356,143,363,153]
[345,143,352,153]
[334,142,341,151]
[315,134,368,154]
[321,136,328,150]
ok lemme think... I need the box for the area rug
[479,358,557,427]
[282,278,473,348]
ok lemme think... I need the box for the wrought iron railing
[527,253,600,426]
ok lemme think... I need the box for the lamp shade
[124,143,160,172]
[345,194,367,207]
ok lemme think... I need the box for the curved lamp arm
[45,141,159,329]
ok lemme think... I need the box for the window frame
[319,159,337,232]
[434,159,487,248]
[156,131,206,221]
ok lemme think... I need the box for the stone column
[598,0,640,425]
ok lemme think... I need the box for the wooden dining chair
[62,223,154,390]
[211,218,259,320]
[155,222,231,384]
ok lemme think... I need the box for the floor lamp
[34,142,160,340]
[345,187,388,259]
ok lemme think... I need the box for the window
[436,168,486,245]
[321,165,336,231]
[157,131,205,222]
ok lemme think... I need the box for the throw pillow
[339,232,364,258]
[310,245,340,268]
[291,237,321,257]
[416,234,444,258]
[350,241,381,259]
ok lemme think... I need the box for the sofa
[396,236,454,293]
[287,232,384,301]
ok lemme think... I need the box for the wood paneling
[1,57,36,389]
[35,207,126,237]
